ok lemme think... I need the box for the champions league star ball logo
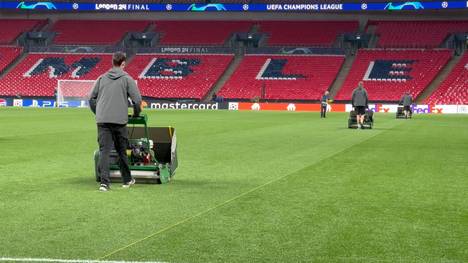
[251,103,261,111]
[166,4,172,10]
[72,3,79,10]
[287,104,296,111]
[243,4,249,11]
[361,3,368,10]
[441,1,448,8]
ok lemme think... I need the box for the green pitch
[0,108,467,263]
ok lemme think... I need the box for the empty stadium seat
[155,21,253,46]
[125,54,234,99]
[335,49,452,101]
[218,54,344,100]
[52,20,150,45]
[372,20,468,48]
[0,53,112,97]
[425,53,468,105]
[0,46,23,74]
[257,21,359,47]
[0,19,46,44]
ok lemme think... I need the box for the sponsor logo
[187,4,227,11]
[287,103,296,111]
[58,100,87,108]
[150,102,219,110]
[411,105,443,114]
[228,102,239,111]
[17,2,56,10]
[11,99,56,107]
[251,103,261,111]
[0,99,6,107]
[369,104,391,113]
[13,99,23,107]
[458,105,468,113]
[384,2,424,10]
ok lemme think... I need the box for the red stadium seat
[155,21,253,46]
[257,21,359,47]
[0,53,112,97]
[425,53,468,105]
[52,20,150,45]
[0,46,23,73]
[0,19,46,44]
[218,55,345,100]
[335,49,452,101]
[125,54,234,99]
[372,20,468,48]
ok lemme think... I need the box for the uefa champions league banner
[1,1,467,12]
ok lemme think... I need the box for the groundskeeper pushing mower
[397,92,413,119]
[348,81,373,129]
[88,51,141,192]
[89,52,178,191]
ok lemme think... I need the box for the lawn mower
[396,105,412,119]
[348,109,374,129]
[94,114,177,184]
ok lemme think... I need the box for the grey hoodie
[400,94,413,106]
[89,67,142,124]
[351,86,368,107]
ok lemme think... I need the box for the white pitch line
[0,257,167,263]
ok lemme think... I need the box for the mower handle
[128,114,148,125]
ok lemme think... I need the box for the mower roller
[94,114,178,184]
[348,109,374,129]
[396,105,412,119]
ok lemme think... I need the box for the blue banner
[0,1,467,12]
[12,99,56,107]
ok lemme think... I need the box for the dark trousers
[97,123,132,185]
[320,104,327,118]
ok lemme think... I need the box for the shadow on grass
[335,127,392,131]
[63,175,98,186]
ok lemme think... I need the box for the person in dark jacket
[88,52,142,192]
[320,91,330,118]
[351,81,368,129]
[400,91,413,119]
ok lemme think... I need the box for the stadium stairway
[415,50,463,103]
[203,53,244,102]
[0,50,28,79]
[328,54,356,98]
[366,25,379,48]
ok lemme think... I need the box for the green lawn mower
[94,114,177,184]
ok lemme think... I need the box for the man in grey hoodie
[89,52,142,192]
[351,81,368,129]
[399,91,413,119]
